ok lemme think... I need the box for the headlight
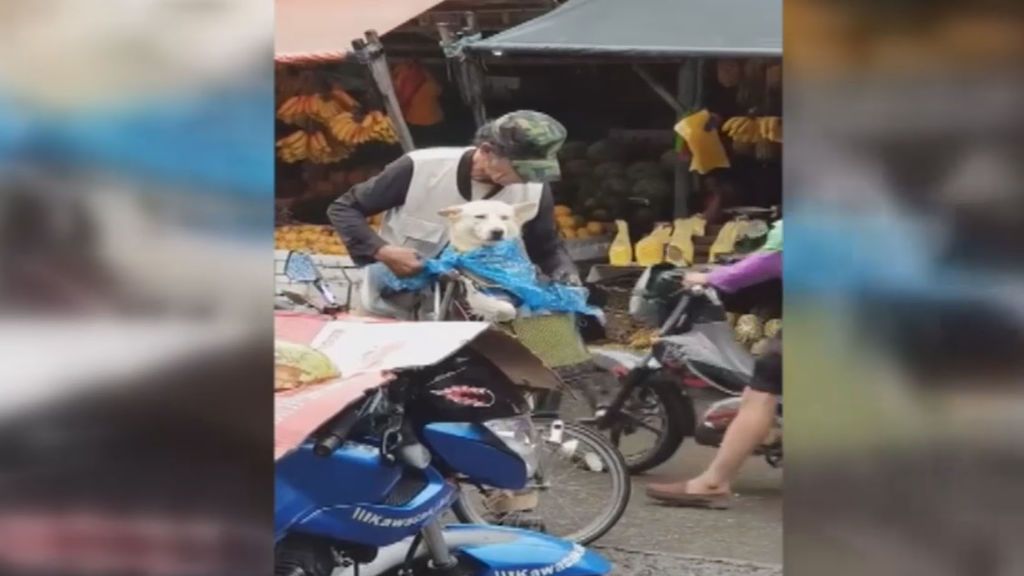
[484,415,538,478]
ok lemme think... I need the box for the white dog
[437,200,538,323]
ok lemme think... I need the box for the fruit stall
[452,0,785,351]
[272,0,783,353]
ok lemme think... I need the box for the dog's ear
[437,205,463,220]
[512,201,539,225]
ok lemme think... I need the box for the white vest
[379,147,544,259]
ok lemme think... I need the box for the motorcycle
[586,266,782,473]
[275,309,612,576]
[276,251,628,547]
[427,270,631,545]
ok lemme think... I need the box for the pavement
[596,442,783,574]
[598,548,781,576]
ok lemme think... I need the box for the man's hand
[683,271,710,286]
[375,245,424,277]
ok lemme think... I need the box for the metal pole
[632,65,684,115]
[673,59,702,218]
[437,22,471,106]
[353,31,416,152]
[462,12,488,127]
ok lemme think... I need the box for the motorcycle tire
[451,420,630,546]
[603,374,693,474]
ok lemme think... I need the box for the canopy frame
[351,30,416,152]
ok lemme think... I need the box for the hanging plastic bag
[674,109,731,175]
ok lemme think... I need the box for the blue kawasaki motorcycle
[274,345,613,576]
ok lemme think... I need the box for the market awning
[275,0,446,63]
[466,0,782,58]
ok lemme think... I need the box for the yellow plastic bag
[708,220,742,263]
[665,215,705,266]
[275,340,341,392]
[674,109,731,175]
[635,223,671,266]
[608,220,633,266]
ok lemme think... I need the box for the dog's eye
[474,215,486,220]
[500,215,510,221]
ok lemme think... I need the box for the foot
[645,479,732,509]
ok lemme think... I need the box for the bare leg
[689,388,778,493]
[646,387,777,502]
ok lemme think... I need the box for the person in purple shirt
[647,221,782,508]
[689,249,782,294]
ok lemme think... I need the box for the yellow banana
[277,96,301,122]
[721,117,741,133]
[331,87,358,110]
[734,118,759,143]
[334,120,357,144]
[770,118,782,143]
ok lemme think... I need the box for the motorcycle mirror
[284,251,320,283]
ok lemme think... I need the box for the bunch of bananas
[276,130,311,163]
[277,87,359,125]
[276,130,352,164]
[721,116,782,144]
[276,83,397,164]
[308,131,352,164]
[328,111,399,146]
[758,117,782,143]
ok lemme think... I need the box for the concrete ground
[598,443,783,567]
[599,547,782,576]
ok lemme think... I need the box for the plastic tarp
[466,0,782,58]
[275,0,446,63]
[378,240,598,317]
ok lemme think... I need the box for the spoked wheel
[451,419,630,545]
[595,374,692,474]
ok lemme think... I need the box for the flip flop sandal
[646,490,733,510]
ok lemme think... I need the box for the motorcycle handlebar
[313,408,361,457]
[313,386,403,458]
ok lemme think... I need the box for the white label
[349,497,447,529]
[493,544,586,576]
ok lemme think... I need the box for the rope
[440,33,482,60]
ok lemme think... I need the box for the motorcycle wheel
[451,420,630,545]
[601,374,693,474]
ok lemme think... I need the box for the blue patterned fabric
[382,240,598,316]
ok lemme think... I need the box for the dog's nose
[488,229,505,241]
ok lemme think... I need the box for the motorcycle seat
[654,321,755,393]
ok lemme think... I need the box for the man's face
[478,148,524,186]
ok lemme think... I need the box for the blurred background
[784,0,1024,574]
[0,1,273,575]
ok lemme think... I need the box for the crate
[505,313,592,369]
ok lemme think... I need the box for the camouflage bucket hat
[486,110,567,182]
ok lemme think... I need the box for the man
[647,222,782,508]
[327,110,578,318]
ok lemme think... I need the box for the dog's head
[438,200,538,252]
